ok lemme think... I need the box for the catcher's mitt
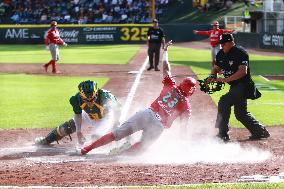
[198,77,225,94]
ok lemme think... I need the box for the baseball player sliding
[43,21,67,74]
[77,40,197,155]
[193,20,234,68]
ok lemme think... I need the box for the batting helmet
[50,21,57,27]
[212,20,219,26]
[78,80,98,101]
[178,77,197,96]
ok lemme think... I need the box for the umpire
[210,33,270,141]
[147,19,166,71]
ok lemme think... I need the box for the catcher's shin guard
[39,119,76,145]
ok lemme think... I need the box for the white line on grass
[259,75,270,81]
[119,57,148,123]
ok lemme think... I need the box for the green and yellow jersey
[69,89,119,120]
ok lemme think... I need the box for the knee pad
[57,119,76,137]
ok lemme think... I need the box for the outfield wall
[0,24,283,51]
[0,24,151,44]
[0,23,210,45]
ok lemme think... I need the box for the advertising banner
[0,24,151,44]
[260,33,284,50]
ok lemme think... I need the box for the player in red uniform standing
[193,20,234,67]
[77,40,197,155]
[43,21,67,74]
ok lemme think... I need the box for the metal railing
[224,16,250,32]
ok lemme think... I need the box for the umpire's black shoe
[154,67,160,71]
[216,133,230,142]
[249,130,270,140]
[147,66,154,71]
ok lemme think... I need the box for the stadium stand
[0,0,176,24]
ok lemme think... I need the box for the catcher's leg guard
[36,119,76,145]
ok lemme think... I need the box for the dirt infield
[0,43,283,187]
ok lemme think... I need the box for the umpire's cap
[219,33,234,44]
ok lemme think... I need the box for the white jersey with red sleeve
[45,28,64,46]
[150,76,191,128]
[195,28,232,47]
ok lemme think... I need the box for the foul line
[259,75,270,81]
[119,57,149,123]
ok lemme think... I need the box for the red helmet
[178,77,197,96]
[212,20,219,26]
[50,21,57,27]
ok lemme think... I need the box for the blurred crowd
[0,0,175,24]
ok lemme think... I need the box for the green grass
[1,45,283,129]
[0,44,140,64]
[3,183,284,188]
[0,74,108,129]
[169,46,284,128]
[149,183,284,188]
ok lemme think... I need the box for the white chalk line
[259,75,270,81]
[119,56,148,123]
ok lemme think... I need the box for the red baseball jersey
[45,28,64,46]
[195,28,232,47]
[150,76,191,128]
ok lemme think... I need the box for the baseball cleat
[147,66,154,71]
[216,133,230,142]
[43,64,48,72]
[52,70,62,74]
[80,148,88,155]
[249,131,270,140]
[34,136,48,145]
[109,141,131,156]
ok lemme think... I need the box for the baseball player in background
[77,41,197,155]
[193,20,234,68]
[35,80,121,146]
[43,21,67,74]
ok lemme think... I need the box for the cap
[153,19,158,23]
[219,33,234,44]
[212,20,219,26]
[50,21,57,27]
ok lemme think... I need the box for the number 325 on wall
[120,27,148,41]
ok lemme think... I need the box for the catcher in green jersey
[35,80,121,145]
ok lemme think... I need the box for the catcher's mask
[178,77,197,96]
[78,80,98,102]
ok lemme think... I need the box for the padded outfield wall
[0,24,283,51]
[0,23,210,44]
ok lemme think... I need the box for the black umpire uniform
[147,19,165,71]
[213,33,270,141]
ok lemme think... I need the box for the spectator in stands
[3,0,171,24]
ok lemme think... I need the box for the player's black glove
[198,76,225,94]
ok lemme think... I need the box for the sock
[82,132,115,154]
[51,60,56,72]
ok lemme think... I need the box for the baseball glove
[198,77,225,94]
